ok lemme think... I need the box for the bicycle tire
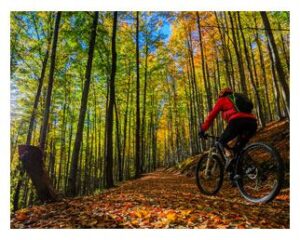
[235,142,284,203]
[195,153,224,195]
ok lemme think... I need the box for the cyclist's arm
[201,98,223,132]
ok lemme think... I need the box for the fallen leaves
[15,212,28,221]
[276,194,289,201]
[11,170,289,229]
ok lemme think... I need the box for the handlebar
[201,134,235,151]
[201,134,219,140]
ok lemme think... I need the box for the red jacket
[201,96,256,132]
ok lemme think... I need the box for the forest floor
[11,119,289,229]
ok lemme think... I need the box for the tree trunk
[105,11,118,188]
[196,12,212,110]
[267,40,283,119]
[122,63,131,177]
[39,12,61,151]
[67,12,98,196]
[227,12,247,94]
[214,12,233,89]
[18,145,57,202]
[237,13,265,127]
[115,103,123,181]
[141,43,149,173]
[255,17,273,121]
[260,11,289,117]
[26,29,53,145]
[135,11,141,178]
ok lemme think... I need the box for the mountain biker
[199,87,258,155]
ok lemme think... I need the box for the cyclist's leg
[233,119,258,177]
[219,120,239,148]
[233,118,258,153]
[219,120,240,178]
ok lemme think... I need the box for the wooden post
[18,145,57,202]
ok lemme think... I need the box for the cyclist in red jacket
[199,88,257,153]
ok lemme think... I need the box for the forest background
[10,11,289,211]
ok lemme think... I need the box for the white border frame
[1,1,299,240]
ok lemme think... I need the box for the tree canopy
[10,11,289,211]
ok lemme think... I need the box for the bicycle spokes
[195,154,224,195]
[236,143,283,203]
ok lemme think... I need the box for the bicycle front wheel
[235,142,284,203]
[195,153,224,195]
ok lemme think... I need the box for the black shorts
[219,118,258,150]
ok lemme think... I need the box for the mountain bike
[195,135,284,203]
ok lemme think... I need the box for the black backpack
[227,93,253,113]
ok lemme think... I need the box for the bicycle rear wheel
[235,142,284,203]
[195,153,224,195]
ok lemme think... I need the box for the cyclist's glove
[198,129,206,139]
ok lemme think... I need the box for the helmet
[218,87,233,98]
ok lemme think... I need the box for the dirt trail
[11,169,289,229]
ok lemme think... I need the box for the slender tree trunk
[237,13,265,127]
[141,43,148,173]
[122,64,131,176]
[83,111,91,194]
[57,102,66,190]
[267,40,283,119]
[260,11,289,117]
[214,12,232,89]
[255,17,273,121]
[196,12,212,110]
[67,12,98,196]
[26,30,53,145]
[187,32,202,152]
[227,12,247,94]
[103,76,110,187]
[39,12,61,151]
[277,21,289,72]
[186,67,195,155]
[64,115,73,192]
[105,11,118,188]
[135,11,141,178]
[115,103,122,181]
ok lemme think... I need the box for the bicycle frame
[205,136,239,172]
[197,135,284,203]
[204,142,225,177]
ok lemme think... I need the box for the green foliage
[10,11,289,210]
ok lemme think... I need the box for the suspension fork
[204,147,216,175]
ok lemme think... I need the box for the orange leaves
[276,194,289,201]
[181,209,192,216]
[14,208,31,221]
[133,209,148,218]
[166,212,177,222]
[11,171,289,229]
[15,212,28,221]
